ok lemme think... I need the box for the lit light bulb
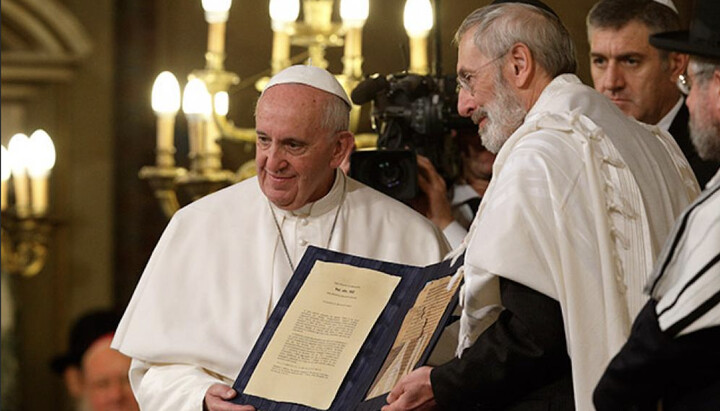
[404,0,433,37]
[182,78,212,118]
[269,0,300,29]
[341,0,369,27]
[1,144,9,211]
[202,0,232,23]
[8,133,31,176]
[214,91,229,116]
[27,129,56,178]
[152,71,181,116]
[1,145,10,182]
[8,133,32,213]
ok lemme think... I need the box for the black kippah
[490,0,560,19]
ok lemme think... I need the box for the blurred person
[594,0,720,408]
[382,1,699,410]
[414,129,496,249]
[51,310,138,411]
[111,65,450,411]
[588,0,719,187]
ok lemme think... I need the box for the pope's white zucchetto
[262,64,352,108]
[654,0,678,14]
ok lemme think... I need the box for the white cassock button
[299,239,308,246]
[301,218,309,226]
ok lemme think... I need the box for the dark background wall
[0,0,695,409]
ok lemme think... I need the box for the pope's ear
[331,131,355,168]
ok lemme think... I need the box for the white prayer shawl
[648,170,720,337]
[455,75,699,411]
[112,170,450,411]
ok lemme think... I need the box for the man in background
[594,0,720,408]
[587,0,719,187]
[414,129,496,249]
[51,310,138,411]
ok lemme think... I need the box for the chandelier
[1,130,56,277]
[143,0,435,219]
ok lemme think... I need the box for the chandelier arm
[1,215,53,277]
[138,166,187,219]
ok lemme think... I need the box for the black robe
[594,301,720,411]
[431,279,575,410]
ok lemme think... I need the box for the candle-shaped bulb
[269,0,300,30]
[8,133,31,176]
[183,78,212,169]
[152,72,180,167]
[202,0,232,23]
[182,78,212,118]
[27,129,56,178]
[152,71,181,116]
[8,133,31,215]
[404,0,433,37]
[1,145,9,212]
[27,130,55,216]
[214,91,229,116]
[341,0,369,28]
[1,145,11,182]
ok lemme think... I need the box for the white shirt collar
[656,97,684,132]
[452,184,481,206]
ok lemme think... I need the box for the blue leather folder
[230,246,462,411]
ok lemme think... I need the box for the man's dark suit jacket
[669,103,719,188]
[431,280,575,410]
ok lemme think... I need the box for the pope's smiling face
[255,84,349,210]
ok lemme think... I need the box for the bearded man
[594,0,720,408]
[383,2,699,410]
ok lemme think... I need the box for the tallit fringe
[573,112,634,297]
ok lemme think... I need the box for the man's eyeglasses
[456,53,507,95]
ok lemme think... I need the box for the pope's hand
[381,366,437,411]
[204,383,256,411]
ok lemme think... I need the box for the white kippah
[262,65,352,108]
[654,0,678,14]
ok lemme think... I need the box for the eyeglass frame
[456,52,508,95]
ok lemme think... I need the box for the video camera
[349,72,474,201]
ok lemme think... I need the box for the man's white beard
[474,72,527,154]
[689,105,720,162]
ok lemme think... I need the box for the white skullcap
[654,0,678,14]
[262,65,352,108]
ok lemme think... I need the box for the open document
[365,276,460,399]
[244,261,400,410]
[231,246,463,411]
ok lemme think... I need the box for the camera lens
[350,149,418,201]
[376,161,403,188]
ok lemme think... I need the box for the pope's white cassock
[111,170,450,410]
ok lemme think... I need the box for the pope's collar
[271,169,346,218]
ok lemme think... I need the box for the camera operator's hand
[415,155,454,230]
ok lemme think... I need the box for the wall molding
[1,0,92,100]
